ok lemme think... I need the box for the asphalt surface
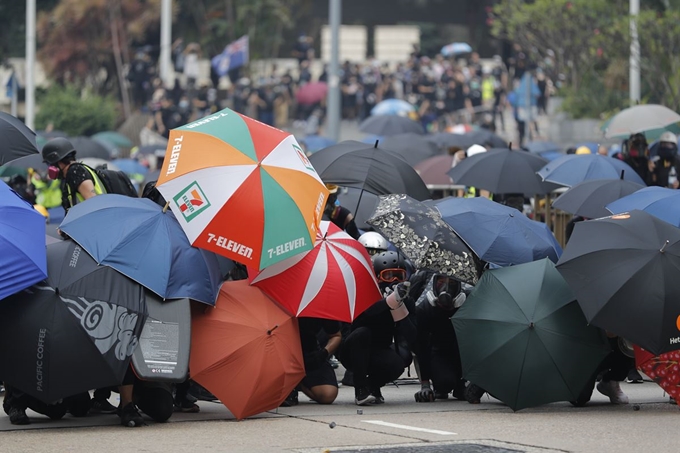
[0,372,678,453]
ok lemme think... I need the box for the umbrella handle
[354,188,365,219]
[267,325,279,335]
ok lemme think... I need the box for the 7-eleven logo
[293,144,316,173]
[173,182,211,222]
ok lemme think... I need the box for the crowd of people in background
[128,38,554,148]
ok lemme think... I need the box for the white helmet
[659,131,678,145]
[466,144,487,157]
[358,232,389,255]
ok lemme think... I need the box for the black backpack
[89,164,138,198]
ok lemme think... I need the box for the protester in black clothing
[651,132,679,188]
[323,185,361,240]
[3,385,92,425]
[620,133,654,185]
[283,318,342,406]
[337,251,416,405]
[411,271,468,402]
[571,336,633,406]
[41,138,105,215]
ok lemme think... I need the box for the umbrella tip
[508,142,513,149]
[162,201,170,213]
[374,140,379,148]
[620,169,625,180]
[529,322,534,328]
[267,325,279,335]
[660,240,670,253]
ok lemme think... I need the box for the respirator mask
[426,274,465,310]
[47,165,61,180]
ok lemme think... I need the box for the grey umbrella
[605,104,680,138]
[308,140,431,200]
[380,133,440,167]
[360,115,425,136]
[552,173,645,218]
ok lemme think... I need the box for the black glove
[414,383,435,402]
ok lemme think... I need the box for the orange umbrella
[190,280,305,419]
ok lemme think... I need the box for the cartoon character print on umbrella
[47,286,141,361]
[369,194,481,284]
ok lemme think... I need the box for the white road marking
[362,420,457,436]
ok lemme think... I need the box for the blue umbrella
[112,158,149,175]
[539,150,565,162]
[525,141,561,154]
[299,135,337,153]
[371,99,415,116]
[0,180,47,300]
[537,154,645,187]
[441,42,473,57]
[434,196,562,267]
[59,195,222,305]
[605,186,680,226]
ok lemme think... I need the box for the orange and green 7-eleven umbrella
[156,108,329,270]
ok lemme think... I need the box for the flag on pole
[211,35,249,77]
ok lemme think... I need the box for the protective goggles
[378,268,407,283]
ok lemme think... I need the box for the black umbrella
[359,115,425,136]
[0,153,47,172]
[380,133,440,167]
[69,136,111,160]
[336,186,379,230]
[464,129,507,148]
[0,240,147,403]
[447,148,558,195]
[309,140,430,200]
[556,210,680,355]
[425,133,476,151]
[0,112,39,166]
[552,173,645,218]
[367,194,483,284]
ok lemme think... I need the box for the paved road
[1,376,677,453]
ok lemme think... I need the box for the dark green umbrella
[452,259,611,411]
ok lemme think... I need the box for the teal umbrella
[452,259,611,411]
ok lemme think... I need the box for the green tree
[35,85,117,136]
[176,0,312,59]
[36,0,165,94]
[491,0,680,118]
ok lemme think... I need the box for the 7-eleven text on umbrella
[207,234,253,259]
[268,237,306,259]
[166,135,184,176]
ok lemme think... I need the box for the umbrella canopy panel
[453,259,611,411]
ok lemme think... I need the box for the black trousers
[429,347,464,394]
[339,327,405,389]
[3,386,90,419]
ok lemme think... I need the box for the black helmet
[372,251,406,274]
[372,251,407,284]
[42,137,76,164]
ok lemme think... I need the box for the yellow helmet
[325,184,339,194]
[34,204,49,219]
[575,146,592,155]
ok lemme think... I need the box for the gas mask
[426,274,465,310]
[47,165,61,180]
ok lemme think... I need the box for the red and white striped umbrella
[248,221,381,322]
